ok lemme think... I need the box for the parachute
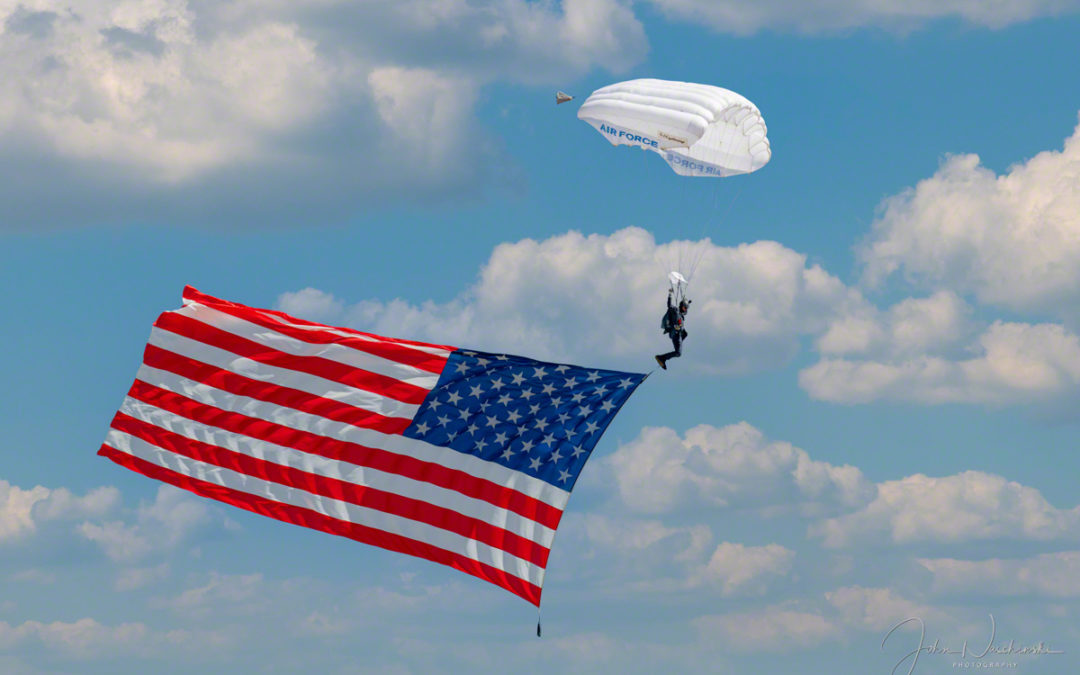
[573,79,773,362]
[576,78,771,178]
[667,271,689,309]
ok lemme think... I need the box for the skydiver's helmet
[679,299,690,313]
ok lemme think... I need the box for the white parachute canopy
[577,79,771,177]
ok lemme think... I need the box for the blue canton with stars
[402,349,647,490]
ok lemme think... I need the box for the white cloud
[861,115,1080,314]
[0,617,232,659]
[278,226,1080,408]
[693,606,842,650]
[7,569,55,585]
[646,0,1080,34]
[802,321,1080,404]
[77,484,213,562]
[0,479,118,542]
[290,227,866,373]
[0,618,148,658]
[566,517,788,596]
[691,542,795,596]
[575,513,713,562]
[275,287,345,322]
[825,585,945,632]
[557,513,716,593]
[114,563,170,591]
[605,422,873,516]
[918,552,1080,597]
[692,586,956,653]
[815,291,972,359]
[811,470,1080,548]
[367,67,479,174]
[0,0,648,227]
[0,1,329,182]
[160,571,266,617]
[297,610,350,636]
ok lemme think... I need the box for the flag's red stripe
[97,443,543,605]
[142,345,411,434]
[110,412,551,568]
[186,303,450,374]
[156,313,431,404]
[183,285,456,350]
[127,380,565,530]
[182,286,455,370]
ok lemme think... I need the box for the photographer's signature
[882,614,1063,674]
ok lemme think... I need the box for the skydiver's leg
[656,332,682,367]
[665,330,682,358]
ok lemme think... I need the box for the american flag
[99,287,646,605]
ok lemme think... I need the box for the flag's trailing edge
[98,286,646,606]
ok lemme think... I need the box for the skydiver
[655,290,689,370]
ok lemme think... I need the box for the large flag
[99,287,646,605]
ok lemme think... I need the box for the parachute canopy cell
[577,78,771,177]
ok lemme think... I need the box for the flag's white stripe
[120,397,557,548]
[148,327,421,420]
[183,297,453,358]
[135,364,571,510]
[175,303,440,389]
[105,429,545,587]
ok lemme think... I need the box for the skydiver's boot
[655,355,667,370]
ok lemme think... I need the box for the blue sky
[3,1,1080,673]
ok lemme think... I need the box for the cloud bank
[861,116,1080,315]
[279,227,866,373]
[0,0,648,228]
[647,0,1080,34]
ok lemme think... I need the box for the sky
[2,0,1080,672]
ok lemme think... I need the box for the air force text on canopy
[598,123,659,148]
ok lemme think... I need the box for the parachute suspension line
[685,180,746,285]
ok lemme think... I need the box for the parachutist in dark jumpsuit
[655,291,689,370]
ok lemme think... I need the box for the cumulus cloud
[564,516,791,596]
[811,471,1080,548]
[275,287,345,322]
[555,513,714,593]
[575,513,713,563]
[0,0,647,228]
[802,320,1080,404]
[0,617,231,659]
[646,0,1080,34]
[113,563,170,591]
[824,585,945,632]
[605,421,873,516]
[77,485,213,562]
[0,1,329,181]
[693,606,842,650]
[814,291,973,359]
[692,585,954,652]
[0,479,118,542]
[0,618,148,658]
[278,226,1080,408]
[160,571,266,617]
[7,569,55,585]
[297,610,350,637]
[690,542,795,596]
[286,227,868,373]
[860,116,1080,315]
[918,551,1080,597]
